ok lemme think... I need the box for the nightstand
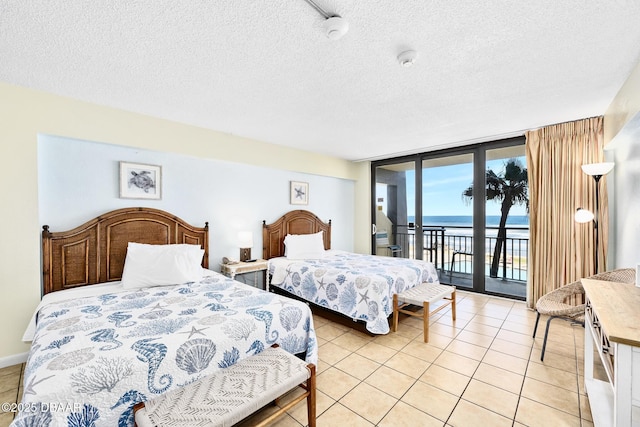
[220,259,268,289]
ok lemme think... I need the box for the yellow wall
[0,82,371,359]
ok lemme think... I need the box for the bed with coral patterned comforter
[268,250,440,334]
[12,272,317,427]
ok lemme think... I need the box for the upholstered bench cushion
[135,346,311,427]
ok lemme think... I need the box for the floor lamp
[575,162,614,273]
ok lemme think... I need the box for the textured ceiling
[2,1,640,161]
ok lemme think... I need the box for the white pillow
[284,231,326,259]
[121,243,205,289]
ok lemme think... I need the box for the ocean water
[408,215,529,228]
[406,215,529,238]
[399,215,529,280]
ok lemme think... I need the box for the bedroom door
[372,159,424,260]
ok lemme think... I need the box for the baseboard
[0,352,29,369]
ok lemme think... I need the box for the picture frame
[119,161,162,200]
[290,181,309,205]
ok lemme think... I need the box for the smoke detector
[323,16,349,40]
[398,50,418,67]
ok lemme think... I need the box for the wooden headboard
[262,210,331,259]
[42,207,209,295]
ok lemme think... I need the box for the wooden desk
[582,279,640,427]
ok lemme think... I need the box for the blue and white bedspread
[268,250,439,334]
[12,273,317,427]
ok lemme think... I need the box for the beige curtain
[525,116,608,308]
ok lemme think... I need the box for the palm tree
[462,158,529,278]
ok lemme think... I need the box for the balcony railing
[391,224,528,282]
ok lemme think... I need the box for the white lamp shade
[581,162,614,176]
[575,208,595,223]
[237,231,253,248]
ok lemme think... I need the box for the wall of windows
[372,137,527,299]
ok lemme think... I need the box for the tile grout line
[512,304,536,427]
[443,302,520,425]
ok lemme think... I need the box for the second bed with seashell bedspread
[269,250,440,334]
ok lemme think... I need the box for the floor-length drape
[525,116,608,308]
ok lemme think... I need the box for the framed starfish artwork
[290,181,309,205]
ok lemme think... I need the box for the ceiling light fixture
[302,0,349,40]
[323,16,349,40]
[397,50,417,67]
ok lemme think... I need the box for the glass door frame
[371,136,525,299]
[418,147,482,291]
[371,156,424,260]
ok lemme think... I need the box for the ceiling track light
[302,0,349,40]
[303,0,331,19]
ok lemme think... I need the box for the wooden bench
[393,282,456,343]
[133,345,316,427]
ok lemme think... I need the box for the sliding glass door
[484,145,528,298]
[422,153,476,290]
[373,161,420,260]
[371,138,527,300]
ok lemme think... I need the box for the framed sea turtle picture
[119,161,162,199]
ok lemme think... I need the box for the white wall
[38,135,355,266]
[605,57,640,271]
[605,115,640,270]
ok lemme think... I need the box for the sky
[403,156,529,217]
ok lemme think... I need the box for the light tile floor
[0,291,598,427]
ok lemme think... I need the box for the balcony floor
[443,271,526,299]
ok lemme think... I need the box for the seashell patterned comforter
[268,250,440,334]
[12,272,317,427]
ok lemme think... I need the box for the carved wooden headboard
[262,210,331,259]
[42,207,209,295]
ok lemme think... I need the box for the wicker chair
[533,268,635,361]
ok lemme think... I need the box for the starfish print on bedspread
[274,298,290,308]
[23,374,55,396]
[179,326,208,339]
[150,303,165,311]
[359,289,370,304]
